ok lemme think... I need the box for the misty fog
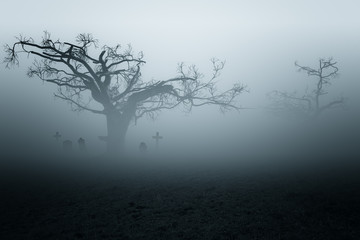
[0,0,359,165]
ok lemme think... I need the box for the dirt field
[1,156,359,240]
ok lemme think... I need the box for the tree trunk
[105,112,131,155]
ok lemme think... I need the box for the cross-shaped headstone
[152,131,163,149]
[53,131,61,141]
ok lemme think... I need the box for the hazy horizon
[0,0,359,160]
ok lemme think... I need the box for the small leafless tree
[268,58,344,119]
[4,32,247,154]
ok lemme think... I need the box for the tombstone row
[62,138,87,152]
[54,131,163,153]
[53,132,87,152]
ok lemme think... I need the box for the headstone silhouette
[62,140,72,151]
[78,137,87,152]
[152,132,163,149]
[139,142,147,153]
[54,132,61,141]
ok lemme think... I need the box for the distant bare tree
[268,58,344,118]
[4,32,247,154]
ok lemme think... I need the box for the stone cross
[53,131,61,141]
[152,131,163,149]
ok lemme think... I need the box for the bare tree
[268,58,344,119]
[4,32,247,154]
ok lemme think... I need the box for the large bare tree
[268,58,344,119]
[4,32,246,154]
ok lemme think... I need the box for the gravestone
[53,131,61,141]
[152,132,163,149]
[78,138,87,152]
[62,140,72,151]
[139,142,147,153]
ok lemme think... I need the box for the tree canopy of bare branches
[268,58,344,119]
[4,32,247,153]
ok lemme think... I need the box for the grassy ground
[1,156,359,240]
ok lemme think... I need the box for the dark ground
[1,155,359,240]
